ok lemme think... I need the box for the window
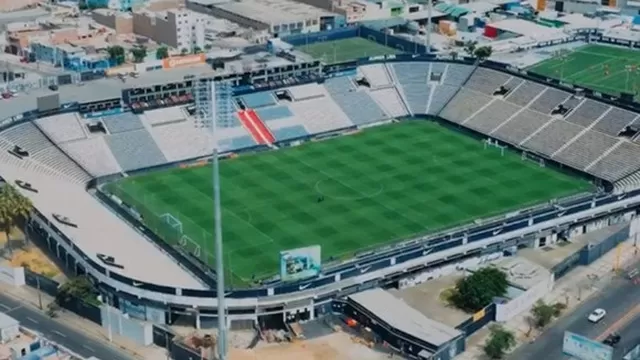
[273,25,280,31]
[297,22,303,28]
[312,19,318,25]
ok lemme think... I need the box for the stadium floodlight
[194,77,233,360]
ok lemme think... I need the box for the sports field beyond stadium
[106,120,590,284]
[528,44,640,99]
[296,37,401,64]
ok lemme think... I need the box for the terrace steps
[237,110,275,144]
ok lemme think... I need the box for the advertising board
[280,245,321,282]
[563,331,613,360]
[162,54,206,69]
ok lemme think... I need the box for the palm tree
[0,184,33,254]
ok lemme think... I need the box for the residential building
[92,9,135,34]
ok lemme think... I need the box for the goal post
[483,138,505,156]
[161,212,203,259]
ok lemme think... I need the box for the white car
[588,308,606,323]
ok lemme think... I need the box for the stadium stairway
[237,110,276,144]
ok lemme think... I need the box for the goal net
[161,213,202,258]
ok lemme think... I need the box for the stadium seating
[369,88,409,118]
[33,146,92,183]
[103,113,145,134]
[219,135,257,152]
[562,96,582,109]
[272,125,309,142]
[149,120,212,162]
[60,137,123,176]
[564,100,610,127]
[0,138,62,178]
[588,141,640,181]
[464,67,511,95]
[427,85,460,115]
[288,96,354,133]
[592,107,637,136]
[553,130,619,171]
[240,91,277,108]
[491,109,552,144]
[324,77,387,125]
[105,129,167,171]
[440,89,493,124]
[464,100,521,134]
[528,88,569,113]
[1,122,53,154]
[443,64,474,87]
[522,119,584,155]
[255,105,294,122]
[359,64,393,88]
[143,106,187,127]
[504,81,546,106]
[288,83,326,101]
[391,62,430,114]
[35,113,87,143]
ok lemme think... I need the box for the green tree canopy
[131,47,147,63]
[193,46,202,54]
[450,267,508,312]
[156,46,169,60]
[474,46,493,61]
[464,41,477,57]
[0,184,32,252]
[484,324,516,359]
[530,300,567,329]
[107,46,125,66]
[56,276,98,305]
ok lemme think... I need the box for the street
[509,274,640,360]
[0,292,133,360]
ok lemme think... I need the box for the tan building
[92,9,134,34]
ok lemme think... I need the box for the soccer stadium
[4,26,640,358]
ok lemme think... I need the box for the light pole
[195,78,231,360]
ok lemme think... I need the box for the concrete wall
[101,305,153,346]
[495,272,555,322]
[132,11,178,47]
[0,265,25,287]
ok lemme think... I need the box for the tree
[55,276,98,305]
[531,300,566,329]
[484,325,516,359]
[181,48,189,55]
[107,46,125,66]
[156,46,169,60]
[464,41,477,57]
[474,45,493,61]
[130,47,147,63]
[0,184,32,253]
[204,44,213,51]
[450,267,508,312]
[451,51,459,61]
[193,46,202,54]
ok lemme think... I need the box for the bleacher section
[391,62,430,114]
[369,88,408,118]
[105,129,167,171]
[219,135,257,152]
[288,96,354,134]
[324,76,387,125]
[522,119,583,155]
[440,89,493,124]
[0,138,62,179]
[464,67,511,94]
[240,92,276,108]
[588,141,640,181]
[255,105,294,122]
[554,130,619,171]
[360,64,393,88]
[465,100,521,133]
[528,88,569,114]
[35,113,86,143]
[428,85,459,115]
[562,96,582,109]
[565,100,609,127]
[2,122,53,154]
[288,83,325,101]
[60,138,123,176]
[504,81,545,106]
[143,107,187,127]
[443,64,474,86]
[34,146,92,183]
[272,125,309,142]
[103,113,144,134]
[593,107,637,136]
[492,109,552,144]
[149,120,212,162]
[237,110,275,144]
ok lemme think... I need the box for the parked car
[588,308,606,323]
[602,332,621,346]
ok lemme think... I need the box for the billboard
[280,245,321,282]
[162,54,206,69]
[563,331,613,360]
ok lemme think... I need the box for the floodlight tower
[194,77,233,360]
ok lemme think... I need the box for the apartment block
[92,9,134,33]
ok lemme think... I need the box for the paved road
[508,274,640,360]
[0,292,133,360]
[612,314,640,359]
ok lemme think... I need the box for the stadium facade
[3,54,640,347]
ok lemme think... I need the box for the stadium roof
[349,288,462,347]
[434,3,469,17]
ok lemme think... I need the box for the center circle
[315,177,383,201]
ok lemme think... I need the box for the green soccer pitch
[528,44,640,99]
[105,120,591,285]
[296,37,401,64]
